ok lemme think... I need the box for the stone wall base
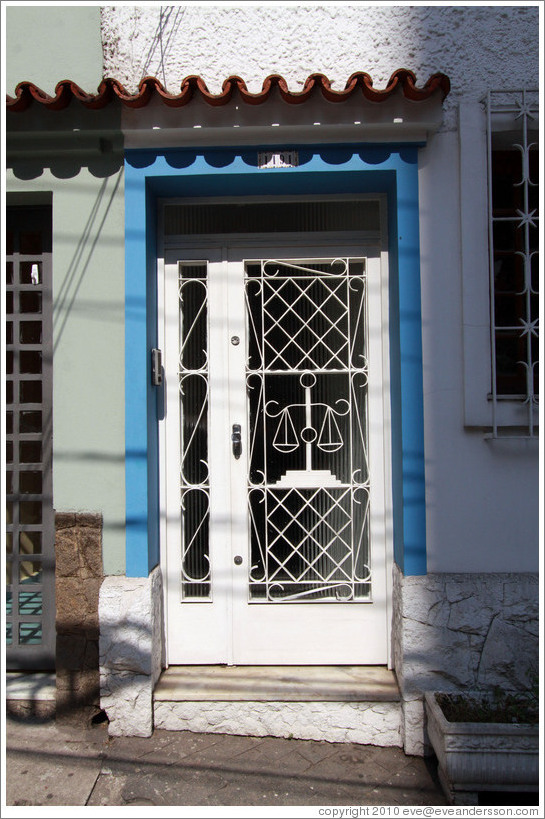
[400,697,429,757]
[55,512,103,725]
[155,700,402,747]
[97,562,538,750]
[99,566,163,737]
[392,565,539,756]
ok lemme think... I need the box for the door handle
[231,423,242,460]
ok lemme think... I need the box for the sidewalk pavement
[5,713,446,808]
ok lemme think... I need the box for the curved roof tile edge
[6,69,450,112]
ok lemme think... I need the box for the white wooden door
[163,243,390,664]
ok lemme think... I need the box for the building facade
[5,4,540,753]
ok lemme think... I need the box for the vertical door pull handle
[232,424,242,459]
[151,348,163,386]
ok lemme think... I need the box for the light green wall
[7,157,126,576]
[6,5,103,94]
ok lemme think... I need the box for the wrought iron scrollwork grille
[245,258,372,603]
[178,262,211,599]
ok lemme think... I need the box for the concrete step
[6,672,56,720]
[6,671,56,700]
[154,666,402,746]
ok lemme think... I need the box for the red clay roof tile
[6,70,450,112]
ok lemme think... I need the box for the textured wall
[392,565,539,697]
[155,700,402,747]
[99,567,163,736]
[101,5,538,129]
[392,565,539,755]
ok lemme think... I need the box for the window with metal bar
[486,89,539,437]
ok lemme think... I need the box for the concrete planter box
[425,692,539,805]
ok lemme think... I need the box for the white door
[162,242,391,664]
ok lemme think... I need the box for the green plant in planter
[436,671,539,725]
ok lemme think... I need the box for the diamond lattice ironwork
[245,258,371,602]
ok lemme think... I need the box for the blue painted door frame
[124,145,426,578]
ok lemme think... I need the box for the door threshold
[154,665,399,702]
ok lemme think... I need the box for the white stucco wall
[101,4,538,132]
[418,129,538,573]
[98,5,539,575]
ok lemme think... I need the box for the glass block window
[5,205,55,668]
[487,89,539,436]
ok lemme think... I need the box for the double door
[162,242,390,664]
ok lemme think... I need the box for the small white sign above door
[258,150,299,169]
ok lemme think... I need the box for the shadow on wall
[138,5,186,83]
[124,146,415,172]
[9,148,123,182]
[8,151,125,354]
[6,610,156,728]
[52,168,124,354]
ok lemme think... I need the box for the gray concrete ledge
[154,665,400,702]
[6,672,56,700]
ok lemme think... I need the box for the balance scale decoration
[174,255,373,605]
[243,257,372,603]
[267,371,349,488]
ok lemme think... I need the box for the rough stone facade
[55,512,103,723]
[392,565,539,755]
[154,700,402,748]
[99,566,164,737]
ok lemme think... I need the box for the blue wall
[124,145,427,577]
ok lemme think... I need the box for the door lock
[231,423,242,459]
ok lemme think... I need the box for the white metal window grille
[245,258,371,602]
[486,89,539,438]
[178,262,211,598]
[5,205,55,668]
